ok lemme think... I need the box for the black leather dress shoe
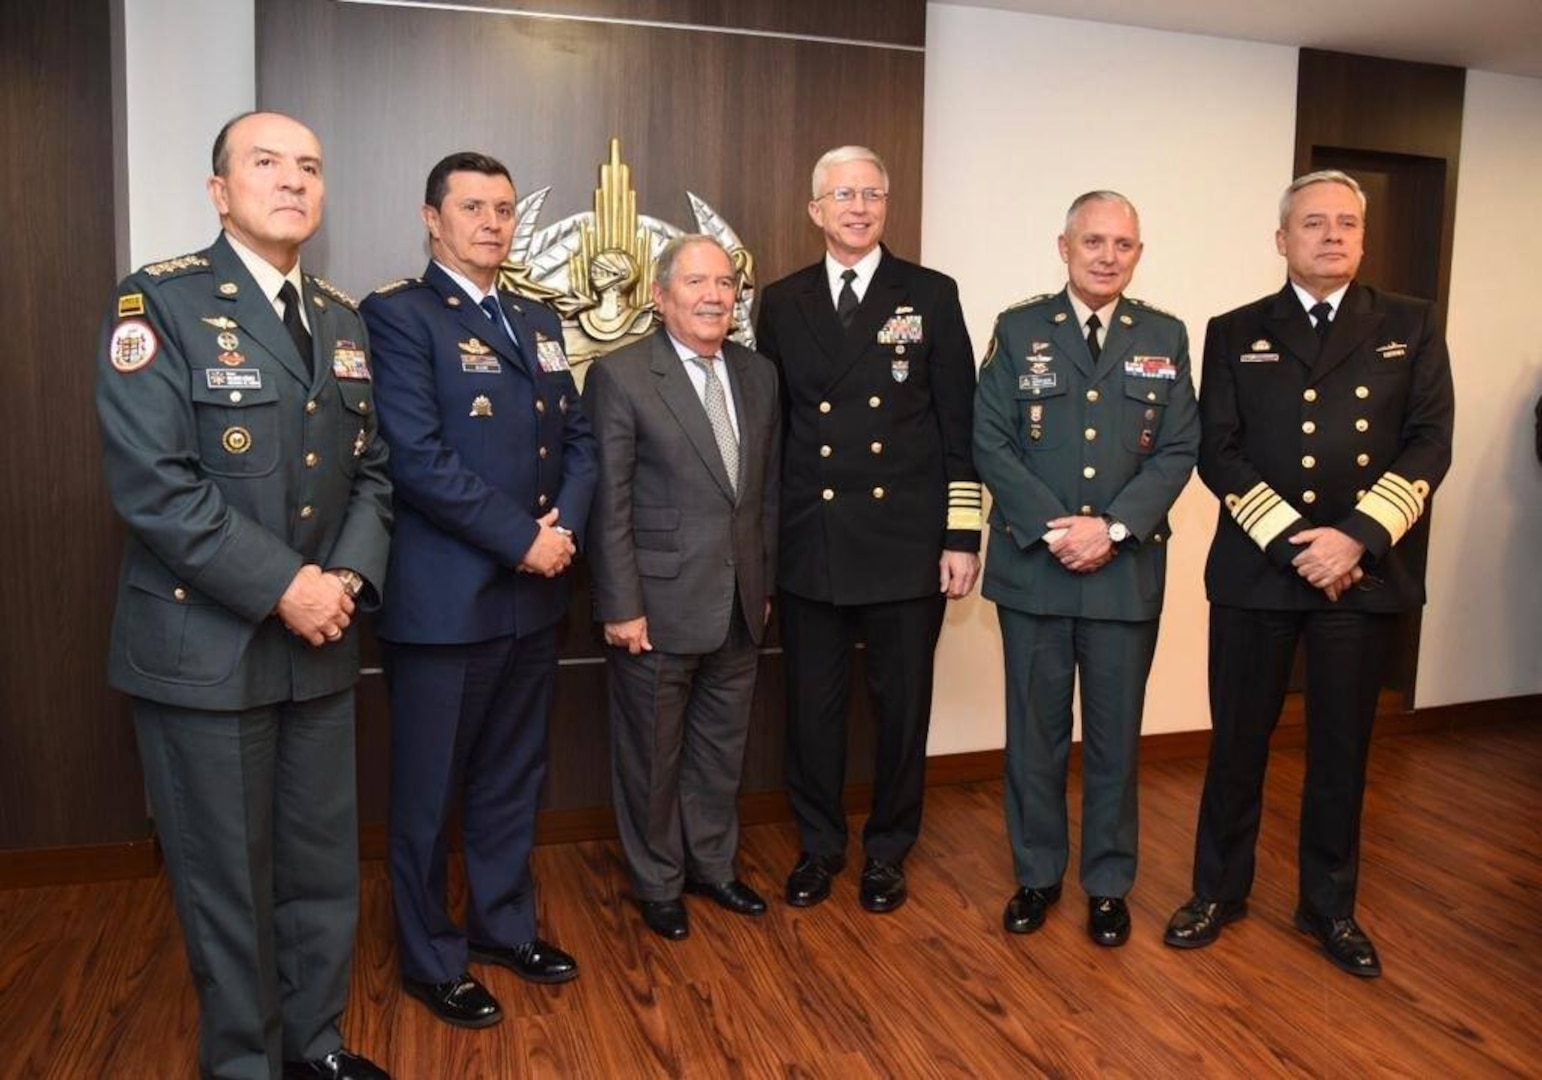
[685,878,768,915]
[402,973,502,1028]
[1088,896,1132,947]
[1163,896,1248,949]
[859,858,907,914]
[469,938,579,984]
[1003,883,1062,934]
[785,852,844,908]
[283,1049,391,1078]
[1294,909,1382,977]
[638,898,690,940]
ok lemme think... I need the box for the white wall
[1415,70,1542,708]
[921,4,1299,751]
[122,0,254,269]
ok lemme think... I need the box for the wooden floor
[2,720,1538,1079]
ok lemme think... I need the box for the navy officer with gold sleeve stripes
[755,145,982,914]
[95,112,391,1079]
[974,191,1198,948]
[1164,170,1454,978]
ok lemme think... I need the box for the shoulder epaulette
[139,253,211,279]
[1128,296,1179,319]
[369,277,422,298]
[310,275,358,309]
[1004,293,1053,312]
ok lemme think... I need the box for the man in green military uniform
[95,112,392,1080]
[974,191,1198,947]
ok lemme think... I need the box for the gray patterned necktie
[691,355,739,495]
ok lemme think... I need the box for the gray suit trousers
[607,612,758,900]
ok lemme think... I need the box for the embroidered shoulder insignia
[371,277,421,297]
[1127,296,1178,319]
[1004,293,1052,312]
[140,253,211,278]
[310,275,358,309]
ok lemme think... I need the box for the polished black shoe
[785,852,844,908]
[1163,896,1249,949]
[638,898,690,940]
[1294,909,1382,977]
[402,973,502,1029]
[469,938,579,984]
[1087,896,1132,947]
[283,1049,392,1078]
[1003,883,1062,934]
[859,858,907,914]
[685,878,768,915]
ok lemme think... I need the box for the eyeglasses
[816,187,889,204]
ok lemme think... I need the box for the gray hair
[1279,169,1367,226]
[653,233,731,287]
[811,145,890,200]
[1063,190,1139,234]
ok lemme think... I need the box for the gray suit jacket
[584,328,780,653]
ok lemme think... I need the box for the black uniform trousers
[133,690,358,1080]
[384,628,557,984]
[998,609,1159,898]
[780,590,947,864]
[1194,604,1395,917]
[607,609,759,901]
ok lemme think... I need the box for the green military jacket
[974,289,1198,620]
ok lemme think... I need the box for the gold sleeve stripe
[1354,471,1426,545]
[948,481,984,530]
[1231,481,1302,551]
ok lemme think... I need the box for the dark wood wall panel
[257,0,923,826]
[1294,48,1466,707]
[412,0,926,47]
[259,0,924,300]
[1294,48,1465,320]
[0,0,147,852]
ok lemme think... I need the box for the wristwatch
[332,569,364,598]
[1102,516,1130,544]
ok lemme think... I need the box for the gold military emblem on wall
[498,139,756,384]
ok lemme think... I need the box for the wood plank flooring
[2,720,1537,1078]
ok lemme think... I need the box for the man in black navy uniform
[361,153,596,1027]
[756,145,982,914]
[1165,170,1454,977]
[96,111,392,1080]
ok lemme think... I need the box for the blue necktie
[480,295,506,340]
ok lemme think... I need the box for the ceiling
[932,0,1542,79]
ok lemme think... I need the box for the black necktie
[278,281,312,362]
[837,268,859,328]
[1310,301,1333,349]
[1085,313,1102,364]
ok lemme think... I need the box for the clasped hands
[1045,515,1115,574]
[1288,526,1366,602]
[520,508,576,577]
[277,564,355,646]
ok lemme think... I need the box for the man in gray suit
[973,191,1198,948]
[584,234,781,941]
[95,112,391,1079]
